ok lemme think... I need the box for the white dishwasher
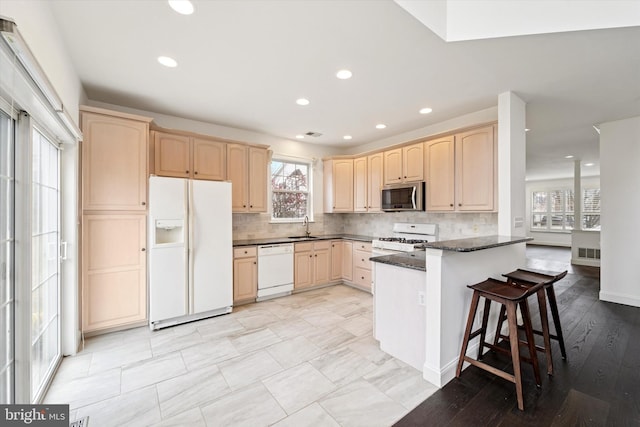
[257,243,294,301]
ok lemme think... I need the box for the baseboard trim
[599,291,640,308]
[571,257,600,267]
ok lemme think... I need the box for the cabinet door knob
[450,203,454,207]
[186,170,189,174]
[361,259,365,262]
[243,205,246,208]
[458,203,462,207]
[141,201,146,206]
[404,176,407,178]
[398,177,401,180]
[250,205,253,208]
[141,248,146,252]
[253,261,257,264]
[315,254,317,257]
[194,171,198,175]
[309,255,312,258]
[244,250,248,254]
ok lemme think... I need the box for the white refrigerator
[148,176,233,330]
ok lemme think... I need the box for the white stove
[371,223,438,255]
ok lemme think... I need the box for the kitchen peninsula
[371,235,532,388]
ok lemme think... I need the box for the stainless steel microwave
[381,182,425,212]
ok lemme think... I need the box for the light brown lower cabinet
[330,240,343,280]
[342,241,353,282]
[81,214,147,332]
[352,241,372,291]
[233,246,257,303]
[294,241,331,290]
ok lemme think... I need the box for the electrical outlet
[418,292,425,306]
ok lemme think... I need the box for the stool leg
[546,286,567,360]
[457,292,481,377]
[506,302,524,411]
[536,289,553,375]
[520,299,542,388]
[493,305,507,347]
[478,298,492,360]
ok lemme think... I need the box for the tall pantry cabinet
[80,106,152,333]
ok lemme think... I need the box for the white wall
[600,115,640,307]
[525,176,600,247]
[0,0,87,122]
[346,106,497,155]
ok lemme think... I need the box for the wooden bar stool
[456,278,545,411]
[494,269,568,367]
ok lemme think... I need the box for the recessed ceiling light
[565,155,574,159]
[525,128,530,132]
[584,162,595,167]
[295,135,304,139]
[375,124,386,129]
[336,69,352,80]
[419,107,433,114]
[296,98,310,106]
[168,0,194,15]
[157,56,177,67]
[343,135,352,140]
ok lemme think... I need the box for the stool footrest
[463,356,515,384]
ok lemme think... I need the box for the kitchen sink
[287,235,318,239]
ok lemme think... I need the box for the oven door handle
[411,186,417,209]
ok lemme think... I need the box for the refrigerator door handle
[186,180,193,315]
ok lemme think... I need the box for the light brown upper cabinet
[82,110,149,211]
[367,152,383,212]
[227,144,268,212]
[383,142,424,185]
[153,131,226,180]
[354,156,368,212]
[455,125,495,211]
[192,138,226,180]
[153,132,191,178]
[425,136,455,211]
[354,153,383,212]
[324,158,354,212]
[425,125,495,212]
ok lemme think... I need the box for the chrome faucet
[303,215,310,237]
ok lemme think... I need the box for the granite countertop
[233,234,373,247]
[370,251,426,272]
[421,235,534,252]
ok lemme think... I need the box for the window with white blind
[531,188,600,231]
[271,159,312,221]
[582,188,601,230]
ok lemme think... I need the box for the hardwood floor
[396,245,640,427]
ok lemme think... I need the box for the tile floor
[45,285,438,426]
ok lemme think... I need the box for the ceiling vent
[305,131,322,137]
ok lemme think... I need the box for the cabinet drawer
[353,267,372,288]
[354,249,371,270]
[353,241,372,252]
[295,242,314,252]
[313,240,331,251]
[234,246,257,258]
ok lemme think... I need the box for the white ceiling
[48,0,640,181]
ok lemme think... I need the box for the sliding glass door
[30,128,61,402]
[0,109,15,403]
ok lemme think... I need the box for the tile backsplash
[232,211,497,241]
